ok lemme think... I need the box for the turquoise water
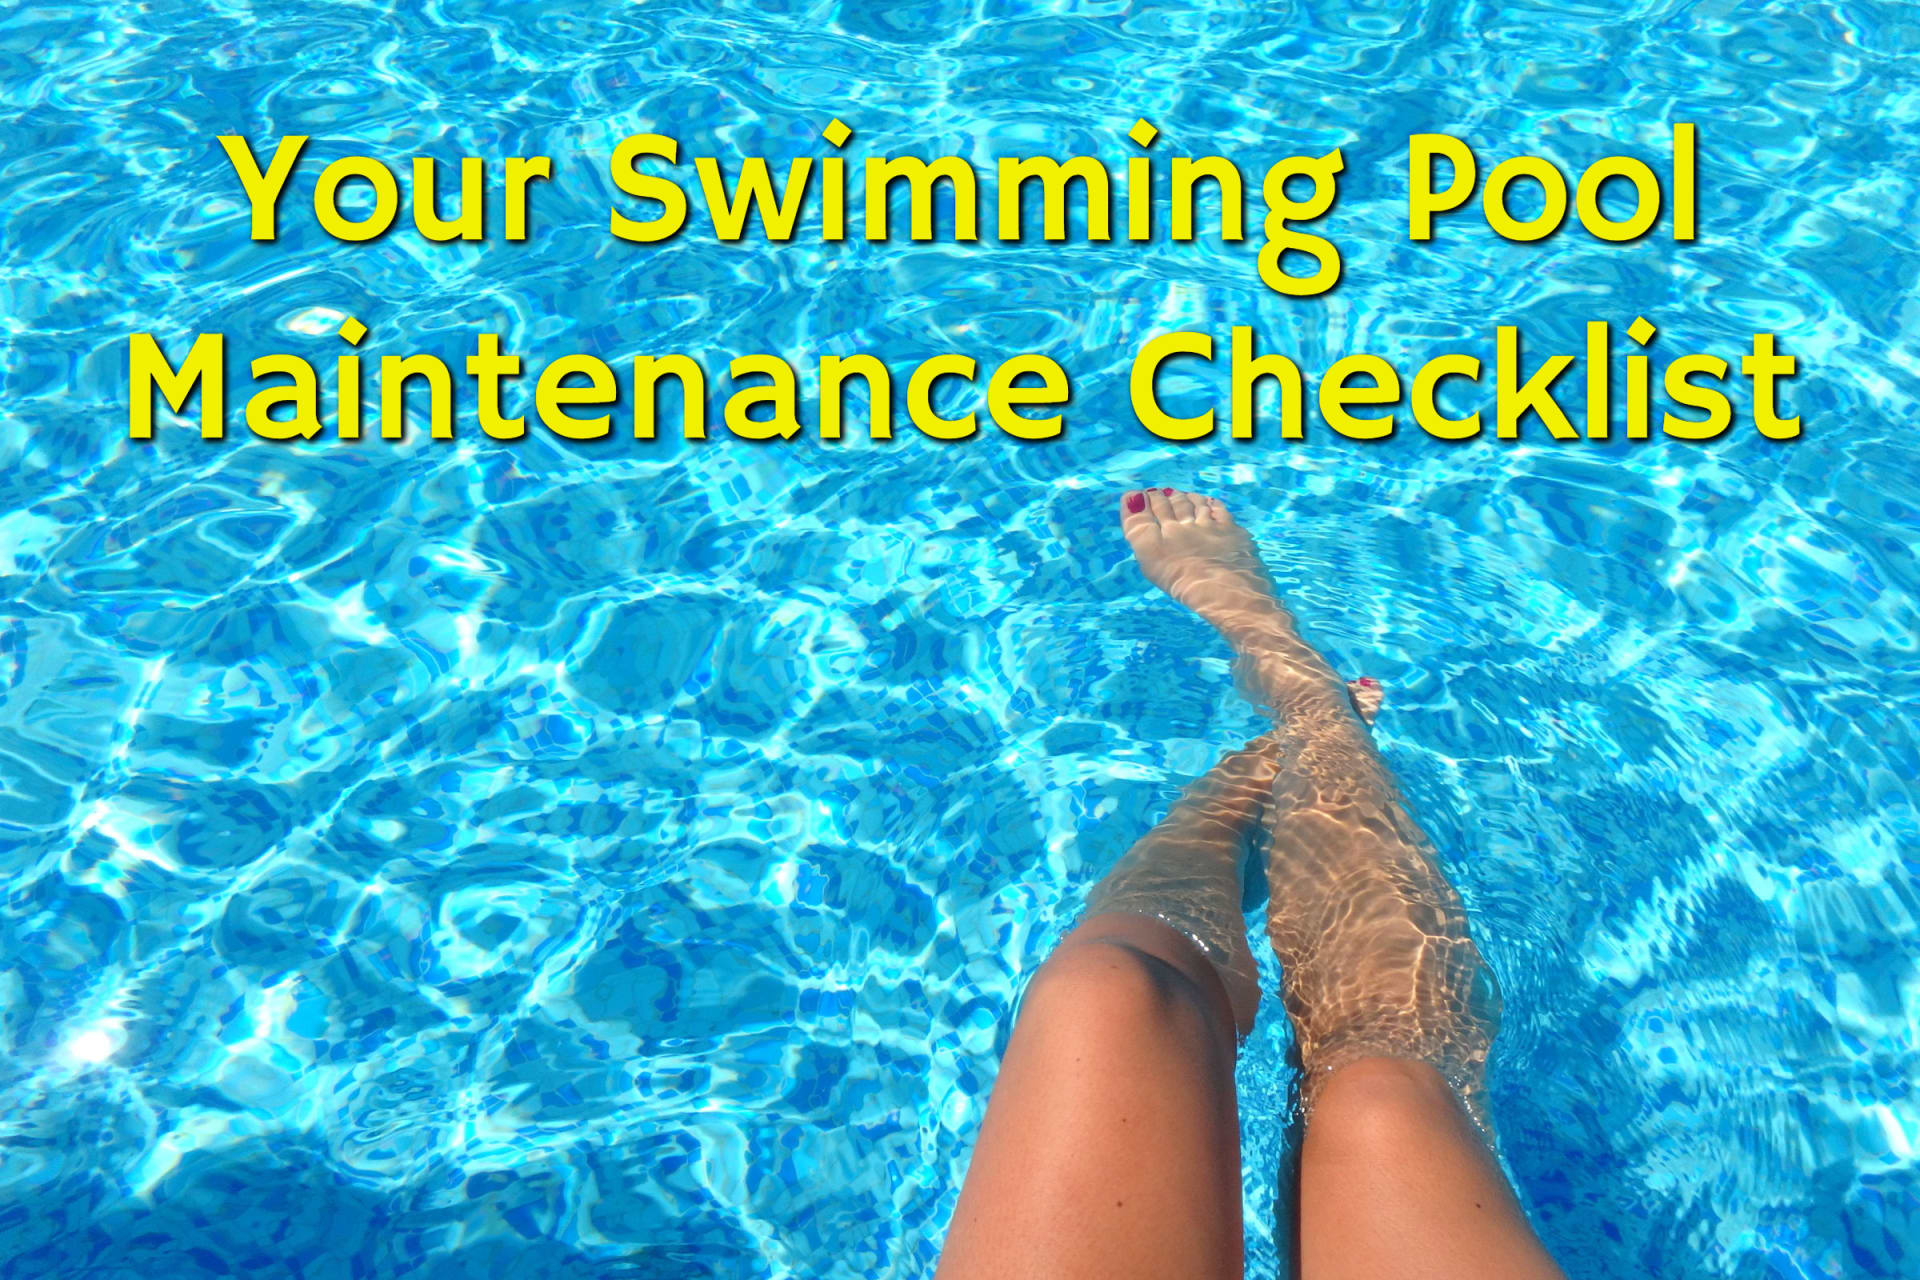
[3,1,1917,1276]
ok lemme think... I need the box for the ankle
[1215,602,1300,650]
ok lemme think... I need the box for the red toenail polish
[1360,677,1377,687]
[1161,487,1174,495]
[1125,492,1146,514]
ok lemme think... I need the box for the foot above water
[1119,487,1281,639]
[1120,487,1382,725]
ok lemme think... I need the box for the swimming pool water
[3,1,1917,1276]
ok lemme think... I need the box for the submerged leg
[937,737,1279,1279]
[1119,487,1563,1280]
[1240,612,1560,1279]
[1082,737,1280,1034]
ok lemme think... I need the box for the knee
[1021,924,1230,1043]
[1308,1056,1470,1153]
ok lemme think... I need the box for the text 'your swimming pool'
[211,122,1703,300]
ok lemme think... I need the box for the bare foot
[1123,488,1381,725]
[1346,677,1383,726]
[1119,488,1283,640]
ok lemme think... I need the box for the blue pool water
[3,1,1917,1276]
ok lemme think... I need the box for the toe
[1146,487,1177,523]
[1346,677,1384,726]
[1204,496,1229,523]
[1168,489,1199,521]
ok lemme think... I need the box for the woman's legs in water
[1122,487,1563,1280]
[940,488,1561,1279]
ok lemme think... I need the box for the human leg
[936,736,1280,1279]
[1119,487,1562,1280]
